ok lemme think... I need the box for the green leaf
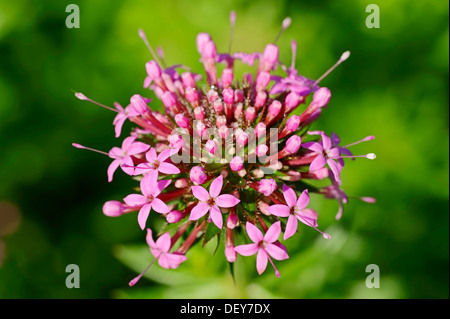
[203,221,222,247]
[240,188,256,215]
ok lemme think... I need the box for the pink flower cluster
[74,13,376,284]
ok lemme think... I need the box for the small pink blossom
[135,147,180,176]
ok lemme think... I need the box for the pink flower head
[234,221,288,277]
[108,136,150,182]
[268,185,331,240]
[189,175,240,229]
[123,171,171,229]
[135,148,180,176]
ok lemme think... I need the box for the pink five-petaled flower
[113,102,139,138]
[129,228,187,287]
[234,221,288,277]
[108,136,150,182]
[189,175,240,229]
[268,185,331,240]
[123,170,171,230]
[302,132,342,183]
[134,147,181,176]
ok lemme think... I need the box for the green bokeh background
[0,0,448,299]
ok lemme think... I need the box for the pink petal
[310,154,326,171]
[245,222,263,243]
[114,116,126,138]
[123,194,147,206]
[209,205,223,229]
[297,208,318,228]
[146,228,157,250]
[283,215,298,240]
[120,156,135,176]
[327,158,341,183]
[327,147,340,159]
[191,186,210,202]
[189,202,210,220]
[108,146,124,159]
[122,136,137,152]
[296,189,310,210]
[163,253,187,269]
[145,148,157,163]
[151,198,170,214]
[155,232,171,253]
[215,194,240,208]
[134,163,152,176]
[321,132,331,151]
[302,141,323,153]
[157,148,178,162]
[127,142,150,155]
[107,159,121,182]
[138,204,152,230]
[158,254,170,269]
[158,162,181,175]
[256,249,268,275]
[265,243,289,260]
[209,175,223,198]
[141,170,158,197]
[155,179,172,197]
[331,132,340,146]
[282,184,297,207]
[267,204,291,217]
[264,220,281,243]
[234,243,259,256]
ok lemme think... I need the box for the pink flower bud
[245,107,256,124]
[227,211,238,229]
[256,144,269,157]
[254,91,267,110]
[285,115,300,132]
[190,166,207,184]
[196,121,207,137]
[168,134,185,149]
[145,60,162,80]
[221,68,233,88]
[216,115,227,127]
[223,88,234,104]
[102,200,125,217]
[312,87,331,107]
[258,201,270,215]
[285,135,302,154]
[185,87,200,106]
[254,122,267,138]
[162,73,176,93]
[218,125,229,139]
[161,91,177,108]
[203,40,217,59]
[258,179,277,196]
[261,44,279,71]
[194,107,205,120]
[175,178,188,188]
[166,210,184,223]
[130,94,149,114]
[230,156,244,171]
[268,100,282,117]
[181,72,196,88]
[175,114,190,128]
[225,245,237,263]
[196,33,212,54]
[285,92,301,113]
[234,103,243,120]
[207,89,219,103]
[205,139,218,155]
[234,89,244,103]
[256,71,271,92]
[213,100,224,115]
[236,130,249,146]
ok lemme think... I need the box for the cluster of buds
[74,13,375,284]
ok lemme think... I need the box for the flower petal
[267,204,290,217]
[209,175,223,198]
[234,243,259,256]
[107,159,121,182]
[256,249,268,275]
[209,205,223,229]
[120,156,135,176]
[151,198,170,214]
[122,136,137,152]
[189,202,210,220]
[155,179,172,197]
[146,228,157,250]
[296,189,310,210]
[215,194,240,208]
[327,158,341,184]
[283,215,298,240]
[114,116,126,138]
[163,253,187,269]
[310,154,326,171]
[127,142,150,156]
[264,220,281,243]
[123,194,147,206]
[158,162,181,175]
[155,232,171,253]
[157,148,179,162]
[297,208,318,228]
[302,141,323,153]
[321,132,331,151]
[327,147,340,159]
[282,184,297,207]
[191,186,210,202]
[265,243,289,260]
[141,170,158,197]
[145,148,157,163]
[137,203,152,230]
[245,222,264,243]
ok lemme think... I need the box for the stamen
[314,51,351,85]
[274,17,291,44]
[156,47,167,68]
[75,92,118,112]
[342,135,375,148]
[290,40,297,69]
[314,227,331,239]
[228,11,236,53]
[267,254,281,278]
[72,143,109,156]
[336,153,376,160]
[128,258,157,287]
[138,29,165,67]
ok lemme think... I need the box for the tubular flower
[73,12,376,283]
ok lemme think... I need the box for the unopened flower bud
[285,115,300,132]
[254,91,267,109]
[130,94,149,114]
[103,200,126,217]
[256,144,269,157]
[284,135,302,154]
[218,125,229,139]
[190,166,207,184]
[221,68,233,88]
[194,107,205,120]
[236,131,249,146]
[256,71,271,92]
[223,88,234,105]
[175,114,190,128]
[261,44,279,71]
[254,122,267,138]
[245,107,256,124]
[258,179,277,196]
[168,134,185,149]
[181,72,196,88]
[312,87,331,107]
[230,156,244,171]
[161,91,178,108]
[205,139,218,155]
[175,178,188,188]
[285,92,301,113]
[166,210,184,223]
[186,87,200,106]
[146,60,162,81]
[234,89,244,103]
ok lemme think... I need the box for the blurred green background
[0,0,448,299]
